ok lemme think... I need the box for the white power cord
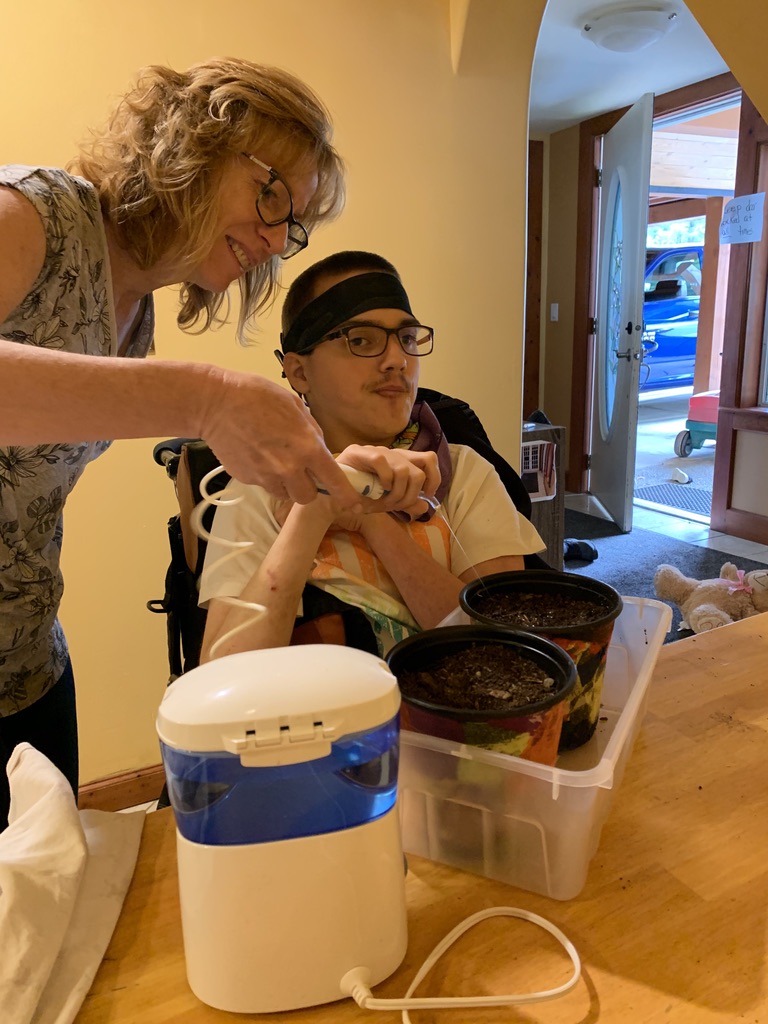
[189,464,269,660]
[340,906,581,1022]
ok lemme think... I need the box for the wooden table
[77,615,768,1023]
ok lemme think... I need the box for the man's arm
[359,446,538,627]
[355,514,460,628]
[359,518,526,629]
[201,499,334,661]
[199,446,438,659]
[459,555,525,582]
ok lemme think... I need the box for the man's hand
[274,445,442,536]
[335,444,440,514]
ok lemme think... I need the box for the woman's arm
[0,341,364,507]
[0,188,359,507]
[0,186,45,319]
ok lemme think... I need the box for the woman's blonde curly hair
[71,57,345,341]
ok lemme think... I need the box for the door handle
[613,348,643,361]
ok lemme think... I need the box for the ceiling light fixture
[581,5,679,53]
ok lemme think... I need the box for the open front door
[589,94,654,531]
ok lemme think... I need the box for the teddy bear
[653,561,768,633]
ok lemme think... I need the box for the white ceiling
[530,0,730,135]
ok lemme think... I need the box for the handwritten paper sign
[719,192,765,244]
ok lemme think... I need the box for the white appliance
[156,644,408,1013]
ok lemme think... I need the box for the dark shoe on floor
[526,409,553,425]
[563,539,598,563]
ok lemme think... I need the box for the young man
[199,251,545,660]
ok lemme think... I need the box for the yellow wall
[3,0,546,781]
[687,0,768,123]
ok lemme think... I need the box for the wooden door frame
[711,93,768,540]
[566,72,741,494]
[524,139,544,418]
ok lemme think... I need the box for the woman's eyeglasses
[242,153,309,260]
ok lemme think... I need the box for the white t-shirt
[199,443,545,653]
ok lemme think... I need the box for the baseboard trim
[78,764,165,812]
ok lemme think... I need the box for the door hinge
[585,454,592,470]
[595,168,602,188]
[588,316,598,335]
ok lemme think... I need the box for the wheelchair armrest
[152,438,202,478]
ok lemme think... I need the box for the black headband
[280,272,414,355]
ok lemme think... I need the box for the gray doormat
[633,483,712,515]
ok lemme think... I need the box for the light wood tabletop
[76,614,768,1023]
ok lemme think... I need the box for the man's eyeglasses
[320,323,434,358]
[242,153,309,260]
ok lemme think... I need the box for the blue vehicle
[639,245,704,392]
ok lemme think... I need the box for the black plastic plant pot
[459,570,623,751]
[386,625,577,766]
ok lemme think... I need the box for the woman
[0,57,355,826]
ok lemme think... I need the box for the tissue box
[397,597,671,900]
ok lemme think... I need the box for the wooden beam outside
[648,198,706,221]
[694,196,728,395]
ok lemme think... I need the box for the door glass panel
[603,184,623,429]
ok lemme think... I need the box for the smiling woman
[0,55,353,832]
[73,58,344,338]
[183,151,319,297]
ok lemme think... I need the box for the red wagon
[673,389,718,457]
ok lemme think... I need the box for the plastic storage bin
[397,597,672,900]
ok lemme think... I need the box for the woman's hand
[201,368,364,508]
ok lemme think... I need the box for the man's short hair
[281,251,401,336]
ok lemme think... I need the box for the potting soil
[474,591,609,629]
[397,643,555,712]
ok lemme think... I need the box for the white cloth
[0,744,145,1024]
[199,443,545,649]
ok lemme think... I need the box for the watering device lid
[156,644,400,767]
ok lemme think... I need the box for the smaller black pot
[386,624,576,765]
